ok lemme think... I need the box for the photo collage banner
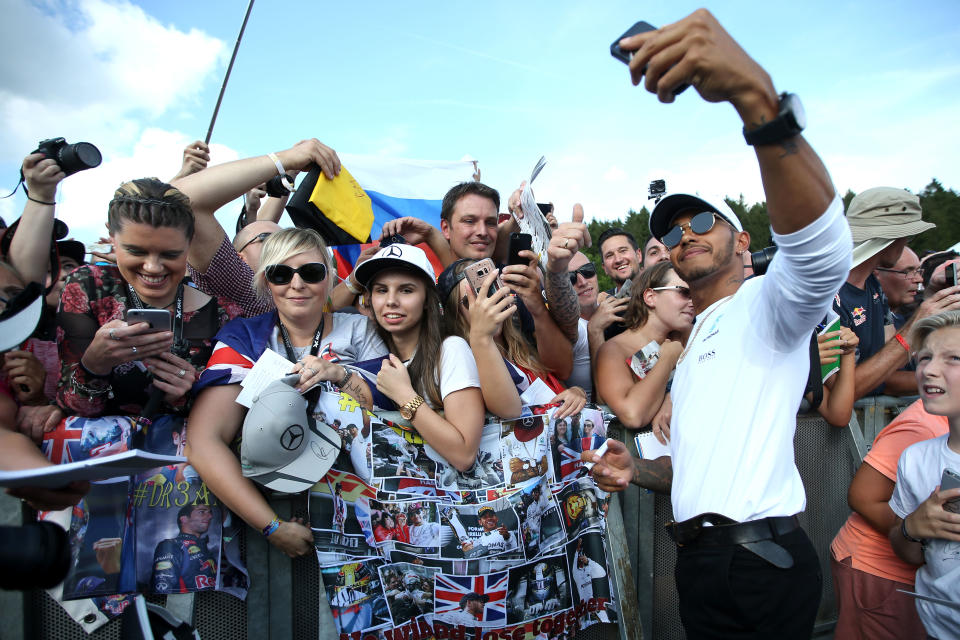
[310,391,617,640]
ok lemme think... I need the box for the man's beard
[674,234,735,284]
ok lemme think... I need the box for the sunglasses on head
[264,262,328,285]
[661,211,721,249]
[237,231,273,253]
[568,263,597,284]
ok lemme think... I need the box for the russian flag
[329,154,478,277]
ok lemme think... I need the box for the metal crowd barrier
[3,396,914,640]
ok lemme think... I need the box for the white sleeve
[438,336,481,401]
[889,447,920,519]
[757,196,852,352]
[587,559,607,579]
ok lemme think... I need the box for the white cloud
[0,0,225,163]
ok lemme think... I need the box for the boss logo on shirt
[698,350,716,364]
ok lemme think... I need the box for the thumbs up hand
[546,203,591,273]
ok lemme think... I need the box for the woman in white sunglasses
[187,228,386,558]
[595,261,694,438]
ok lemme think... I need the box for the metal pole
[205,0,256,145]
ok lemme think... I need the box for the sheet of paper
[520,377,557,406]
[635,431,671,460]
[515,156,554,263]
[236,349,297,407]
[0,450,186,489]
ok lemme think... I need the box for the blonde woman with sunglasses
[595,261,694,434]
[187,228,386,558]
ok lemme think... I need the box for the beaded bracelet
[262,516,282,538]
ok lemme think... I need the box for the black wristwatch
[742,92,806,146]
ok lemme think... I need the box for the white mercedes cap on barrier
[240,374,341,494]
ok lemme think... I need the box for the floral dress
[57,264,244,417]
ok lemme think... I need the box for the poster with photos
[309,470,379,566]
[309,403,616,639]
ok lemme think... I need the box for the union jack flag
[434,572,508,625]
[556,444,582,482]
[41,419,85,464]
[195,342,254,390]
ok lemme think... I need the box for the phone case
[942,468,960,513]
[463,259,501,298]
[507,233,533,266]
[126,309,171,332]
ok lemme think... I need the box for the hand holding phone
[463,259,503,299]
[942,468,960,514]
[611,21,689,96]
[947,263,958,288]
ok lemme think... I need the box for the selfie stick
[204,0,256,145]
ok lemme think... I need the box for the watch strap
[401,394,425,419]
[743,92,802,146]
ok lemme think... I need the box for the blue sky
[2,0,959,246]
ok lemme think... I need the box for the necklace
[677,295,733,365]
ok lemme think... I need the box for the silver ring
[563,238,569,249]
[307,367,317,375]
[109,328,119,341]
[177,369,187,378]
[131,346,138,354]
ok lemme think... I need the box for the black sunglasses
[264,262,328,285]
[661,212,720,249]
[237,231,273,253]
[568,263,597,284]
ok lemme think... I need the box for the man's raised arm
[621,10,834,233]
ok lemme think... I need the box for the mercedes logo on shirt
[280,424,305,451]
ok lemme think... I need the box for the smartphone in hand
[125,308,171,333]
[942,468,960,514]
[463,258,503,299]
[507,233,533,266]
[611,20,689,95]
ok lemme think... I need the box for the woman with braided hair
[57,178,243,419]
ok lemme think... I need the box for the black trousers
[674,526,822,640]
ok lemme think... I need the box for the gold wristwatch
[399,394,425,420]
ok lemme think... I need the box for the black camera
[265,173,295,198]
[648,179,666,204]
[0,521,71,590]
[750,246,778,276]
[33,137,102,177]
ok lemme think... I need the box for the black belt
[666,513,800,569]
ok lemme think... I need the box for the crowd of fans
[1,9,959,640]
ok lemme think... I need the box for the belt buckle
[665,520,685,547]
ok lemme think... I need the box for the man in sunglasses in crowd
[585,9,854,638]
[561,252,600,400]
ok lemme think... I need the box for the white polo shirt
[669,197,851,523]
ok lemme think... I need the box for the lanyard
[277,315,326,410]
[126,282,185,349]
[276,316,325,362]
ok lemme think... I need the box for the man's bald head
[233,221,282,270]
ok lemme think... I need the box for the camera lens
[57,142,102,176]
